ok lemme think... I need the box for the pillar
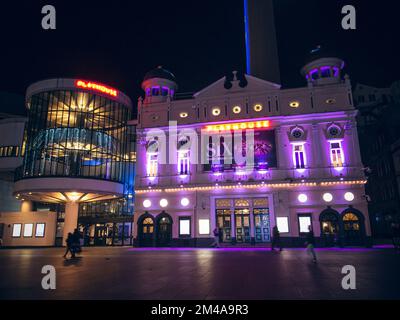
[62,201,79,246]
[20,200,33,213]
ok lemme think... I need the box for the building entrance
[235,209,251,243]
[215,197,271,244]
[343,212,363,245]
[156,214,172,246]
[138,216,155,246]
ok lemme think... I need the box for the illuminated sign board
[75,80,118,97]
[205,120,270,132]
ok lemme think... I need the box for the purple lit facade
[133,59,372,247]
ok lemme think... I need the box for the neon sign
[75,80,118,97]
[205,120,270,132]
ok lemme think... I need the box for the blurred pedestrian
[211,227,220,248]
[271,225,282,252]
[305,225,317,263]
[72,228,82,255]
[63,232,74,259]
[391,223,400,252]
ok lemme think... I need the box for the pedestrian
[391,223,400,252]
[211,227,220,248]
[305,225,317,263]
[63,232,74,259]
[72,228,82,255]
[271,225,282,252]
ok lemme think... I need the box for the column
[275,127,286,170]
[20,200,33,213]
[249,205,255,240]
[62,201,79,246]
[230,209,236,244]
[311,124,323,168]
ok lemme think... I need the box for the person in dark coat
[305,225,317,263]
[63,232,74,259]
[271,225,282,252]
[72,228,82,255]
[391,223,400,252]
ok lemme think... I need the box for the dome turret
[300,47,345,86]
[141,66,178,104]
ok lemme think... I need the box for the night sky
[0,0,398,116]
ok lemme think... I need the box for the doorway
[138,215,155,246]
[342,211,364,245]
[156,213,172,246]
[319,209,339,247]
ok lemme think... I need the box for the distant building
[355,81,400,236]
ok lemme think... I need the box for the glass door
[253,208,271,242]
[235,208,251,243]
[216,209,232,242]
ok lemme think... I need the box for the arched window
[343,212,360,231]
[343,213,358,221]
[146,139,159,177]
[142,217,154,234]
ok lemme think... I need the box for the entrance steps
[218,243,271,248]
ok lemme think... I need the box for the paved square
[0,247,399,299]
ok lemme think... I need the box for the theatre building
[0,79,136,247]
[134,56,372,247]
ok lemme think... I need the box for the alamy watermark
[41,265,56,290]
[341,265,356,290]
[41,5,56,30]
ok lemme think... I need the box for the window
[253,104,263,112]
[179,217,191,237]
[276,217,289,233]
[358,95,365,103]
[178,150,190,175]
[292,144,306,169]
[23,223,33,237]
[35,223,46,237]
[146,153,158,177]
[232,106,241,114]
[212,107,221,116]
[199,219,210,235]
[321,68,331,78]
[369,94,376,102]
[161,87,169,96]
[151,87,160,96]
[0,146,21,158]
[330,141,344,167]
[298,214,312,234]
[12,224,22,237]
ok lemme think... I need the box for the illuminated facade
[134,59,372,247]
[0,79,136,247]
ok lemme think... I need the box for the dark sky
[0,0,399,115]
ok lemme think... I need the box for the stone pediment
[194,72,281,99]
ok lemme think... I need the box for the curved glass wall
[20,90,133,184]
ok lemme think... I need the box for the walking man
[72,228,82,255]
[391,222,400,252]
[271,225,282,252]
[212,227,220,248]
[305,225,317,263]
[63,232,74,259]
